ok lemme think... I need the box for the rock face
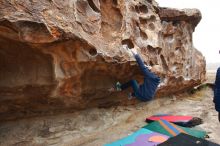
[0,0,205,120]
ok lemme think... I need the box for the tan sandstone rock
[0,0,205,121]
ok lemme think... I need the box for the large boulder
[0,0,205,120]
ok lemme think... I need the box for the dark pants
[121,80,140,97]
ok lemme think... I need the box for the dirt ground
[0,72,220,146]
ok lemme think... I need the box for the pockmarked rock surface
[0,0,206,120]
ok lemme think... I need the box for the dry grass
[187,87,208,100]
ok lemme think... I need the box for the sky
[156,0,220,63]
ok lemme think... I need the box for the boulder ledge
[0,0,205,120]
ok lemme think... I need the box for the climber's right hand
[130,47,138,55]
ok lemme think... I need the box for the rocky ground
[0,72,220,146]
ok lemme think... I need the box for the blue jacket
[214,67,220,112]
[134,54,160,101]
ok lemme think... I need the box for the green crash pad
[143,120,206,138]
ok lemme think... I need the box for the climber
[214,67,220,122]
[109,47,161,101]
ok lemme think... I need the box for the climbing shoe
[128,92,133,100]
[116,82,122,91]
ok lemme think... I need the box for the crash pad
[143,120,206,138]
[104,128,169,146]
[158,133,220,146]
[146,114,202,127]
